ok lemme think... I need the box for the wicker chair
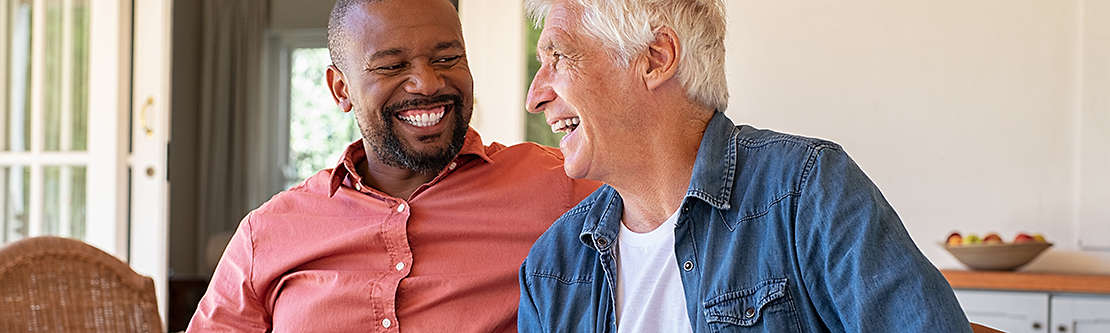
[0,236,163,332]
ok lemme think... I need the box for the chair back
[0,236,162,332]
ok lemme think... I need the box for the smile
[397,105,448,128]
[550,117,580,134]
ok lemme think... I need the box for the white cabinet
[955,290,1049,333]
[1051,295,1110,333]
[954,290,1110,333]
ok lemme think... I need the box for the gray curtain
[196,0,271,274]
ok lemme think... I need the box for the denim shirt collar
[578,111,738,251]
[685,111,739,211]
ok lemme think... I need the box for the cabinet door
[954,290,1050,333]
[1050,295,1110,333]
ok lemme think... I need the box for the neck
[357,141,438,200]
[612,103,714,233]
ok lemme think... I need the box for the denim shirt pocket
[702,278,799,332]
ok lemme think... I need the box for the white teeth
[399,111,446,128]
[550,117,581,134]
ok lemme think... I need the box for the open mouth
[550,116,580,134]
[396,104,451,128]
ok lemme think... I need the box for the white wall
[460,1,526,145]
[1078,0,1110,250]
[724,0,1110,273]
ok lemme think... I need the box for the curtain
[196,0,271,274]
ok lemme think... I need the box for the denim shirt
[518,112,971,332]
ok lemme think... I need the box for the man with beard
[187,0,598,331]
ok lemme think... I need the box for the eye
[373,62,407,74]
[549,51,565,70]
[433,55,463,65]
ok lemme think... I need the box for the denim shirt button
[596,238,608,247]
[682,261,694,271]
[744,307,756,318]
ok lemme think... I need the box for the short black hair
[327,0,459,72]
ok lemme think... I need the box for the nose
[405,62,446,96]
[526,65,555,114]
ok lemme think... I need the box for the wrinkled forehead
[535,2,593,51]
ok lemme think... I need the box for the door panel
[1050,295,1110,333]
[129,0,172,322]
[955,290,1049,333]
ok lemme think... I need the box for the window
[270,30,359,189]
[2,0,91,244]
[286,47,358,187]
[1,0,131,260]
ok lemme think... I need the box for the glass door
[0,0,113,249]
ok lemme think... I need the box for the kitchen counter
[941,269,1110,294]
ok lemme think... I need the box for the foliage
[287,48,360,187]
[523,18,564,147]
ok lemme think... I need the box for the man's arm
[517,260,546,333]
[795,145,971,332]
[188,213,270,332]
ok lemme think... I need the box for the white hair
[526,0,729,111]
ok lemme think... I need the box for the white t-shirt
[614,210,694,333]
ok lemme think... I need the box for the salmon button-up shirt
[189,129,599,332]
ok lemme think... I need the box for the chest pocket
[702,278,800,332]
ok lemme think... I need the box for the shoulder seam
[798,143,842,197]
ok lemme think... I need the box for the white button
[396,204,406,212]
[448,162,457,170]
[395,262,405,271]
[382,318,392,328]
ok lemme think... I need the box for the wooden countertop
[941,269,1110,294]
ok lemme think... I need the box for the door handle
[140,96,155,137]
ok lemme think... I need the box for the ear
[326,65,354,113]
[642,27,681,91]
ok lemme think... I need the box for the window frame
[265,28,328,192]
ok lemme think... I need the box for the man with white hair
[517,0,972,331]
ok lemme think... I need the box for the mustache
[383,94,464,115]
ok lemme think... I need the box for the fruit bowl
[941,242,1053,271]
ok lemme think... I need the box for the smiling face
[329,0,473,174]
[526,2,646,181]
